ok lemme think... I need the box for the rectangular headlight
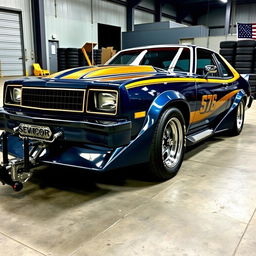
[87,89,118,115]
[5,85,22,105]
[12,88,22,103]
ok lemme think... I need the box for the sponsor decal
[18,123,52,140]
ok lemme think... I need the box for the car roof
[119,44,222,59]
[120,44,196,52]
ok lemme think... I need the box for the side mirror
[204,65,217,78]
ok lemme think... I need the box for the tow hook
[0,132,45,191]
[0,165,23,192]
[12,182,23,192]
[0,130,63,191]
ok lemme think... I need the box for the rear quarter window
[215,54,233,78]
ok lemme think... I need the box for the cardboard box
[101,47,117,64]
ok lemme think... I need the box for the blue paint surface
[0,46,252,171]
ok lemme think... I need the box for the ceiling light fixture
[219,0,228,3]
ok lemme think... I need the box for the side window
[173,48,190,73]
[214,54,233,78]
[196,49,220,77]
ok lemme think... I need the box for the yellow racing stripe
[61,65,156,79]
[45,68,76,79]
[96,74,153,82]
[85,66,155,78]
[125,73,240,89]
[62,67,105,79]
[125,60,240,89]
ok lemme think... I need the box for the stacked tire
[88,49,102,65]
[219,41,237,66]
[79,49,87,66]
[57,48,102,70]
[249,74,256,97]
[66,48,79,69]
[235,40,256,74]
[93,49,102,65]
[57,48,67,71]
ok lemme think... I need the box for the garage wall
[194,35,237,53]
[197,7,226,36]
[198,3,256,36]
[162,3,176,18]
[137,1,189,25]
[44,0,183,49]
[44,0,127,69]
[123,25,208,49]
[140,0,154,10]
[44,0,126,48]
[235,3,256,23]
[134,10,154,25]
[0,0,34,75]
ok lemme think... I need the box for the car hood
[46,65,158,82]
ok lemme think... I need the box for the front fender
[103,90,190,170]
[141,90,190,133]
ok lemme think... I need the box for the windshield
[108,47,190,72]
[140,48,178,70]
[109,50,142,65]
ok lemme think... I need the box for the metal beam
[176,0,218,4]
[224,0,232,35]
[154,0,162,22]
[126,5,134,32]
[106,0,194,28]
[126,0,141,31]
[31,0,47,69]
[176,5,190,24]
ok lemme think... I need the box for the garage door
[0,10,24,76]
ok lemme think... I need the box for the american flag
[237,23,256,39]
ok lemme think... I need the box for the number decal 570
[200,94,217,114]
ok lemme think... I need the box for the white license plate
[18,123,52,140]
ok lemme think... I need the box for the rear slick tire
[230,100,245,136]
[148,108,186,180]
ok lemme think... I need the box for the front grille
[21,87,85,112]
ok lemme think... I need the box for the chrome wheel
[149,107,185,180]
[162,117,184,168]
[236,101,244,131]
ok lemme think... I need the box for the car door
[213,52,238,111]
[190,48,228,130]
[172,47,197,121]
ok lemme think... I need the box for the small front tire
[148,108,186,180]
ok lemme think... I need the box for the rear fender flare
[215,89,247,132]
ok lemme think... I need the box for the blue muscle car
[0,45,253,191]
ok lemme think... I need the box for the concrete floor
[0,77,256,256]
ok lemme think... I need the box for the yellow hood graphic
[46,65,156,81]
